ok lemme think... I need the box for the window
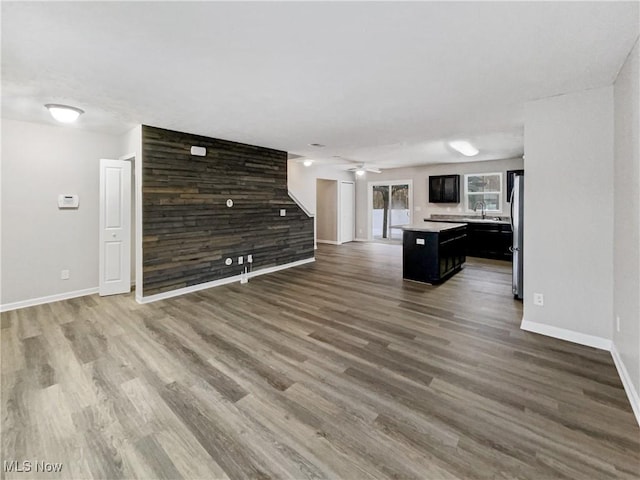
[464,172,502,213]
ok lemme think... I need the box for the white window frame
[367,179,413,241]
[464,172,503,213]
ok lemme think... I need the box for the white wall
[287,161,355,245]
[1,119,122,307]
[120,125,142,290]
[288,161,355,214]
[354,158,524,239]
[523,86,614,345]
[316,179,338,242]
[613,38,640,413]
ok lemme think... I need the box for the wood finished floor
[2,242,638,480]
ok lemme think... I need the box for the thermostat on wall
[58,194,79,209]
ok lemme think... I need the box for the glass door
[372,185,390,241]
[370,181,412,242]
[390,184,410,240]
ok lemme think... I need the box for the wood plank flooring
[2,242,638,479]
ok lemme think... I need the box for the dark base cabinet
[466,223,513,260]
[403,227,466,284]
[425,219,513,261]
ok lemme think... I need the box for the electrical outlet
[60,269,70,280]
[616,315,621,333]
[247,254,253,263]
[238,256,243,265]
[533,293,544,306]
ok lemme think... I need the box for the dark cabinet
[403,226,466,283]
[465,223,513,260]
[429,175,460,203]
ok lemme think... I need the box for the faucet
[473,201,486,219]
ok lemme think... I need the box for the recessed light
[309,143,325,148]
[449,140,479,156]
[45,104,84,123]
[303,159,313,167]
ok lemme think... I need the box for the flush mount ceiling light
[45,104,84,123]
[355,169,365,176]
[449,140,479,157]
[308,143,325,148]
[303,159,314,167]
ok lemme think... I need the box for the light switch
[416,238,425,245]
[280,209,286,217]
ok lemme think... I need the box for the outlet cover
[533,293,544,306]
[280,209,286,217]
[61,269,70,280]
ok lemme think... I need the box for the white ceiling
[2,2,638,169]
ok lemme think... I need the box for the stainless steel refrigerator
[510,174,524,299]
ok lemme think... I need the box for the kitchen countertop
[402,222,467,233]
[426,217,511,225]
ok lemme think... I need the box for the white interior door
[99,159,131,296]
[340,181,355,243]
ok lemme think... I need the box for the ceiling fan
[333,156,382,175]
[347,164,382,176]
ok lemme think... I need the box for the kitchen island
[402,222,467,284]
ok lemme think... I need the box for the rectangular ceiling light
[449,140,479,156]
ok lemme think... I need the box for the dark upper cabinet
[506,169,524,202]
[429,174,460,203]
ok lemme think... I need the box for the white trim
[464,172,503,214]
[354,237,369,242]
[0,287,99,312]
[137,257,315,304]
[316,239,341,245]
[611,343,640,427]
[520,318,612,351]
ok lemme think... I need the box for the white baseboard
[520,318,612,351]
[137,257,315,304]
[316,239,340,245]
[354,237,369,242]
[611,343,640,427]
[0,287,99,312]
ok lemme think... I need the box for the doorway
[368,180,412,242]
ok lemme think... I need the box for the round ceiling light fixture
[355,169,365,176]
[303,159,313,167]
[45,104,84,123]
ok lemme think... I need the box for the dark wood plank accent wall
[142,125,314,297]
